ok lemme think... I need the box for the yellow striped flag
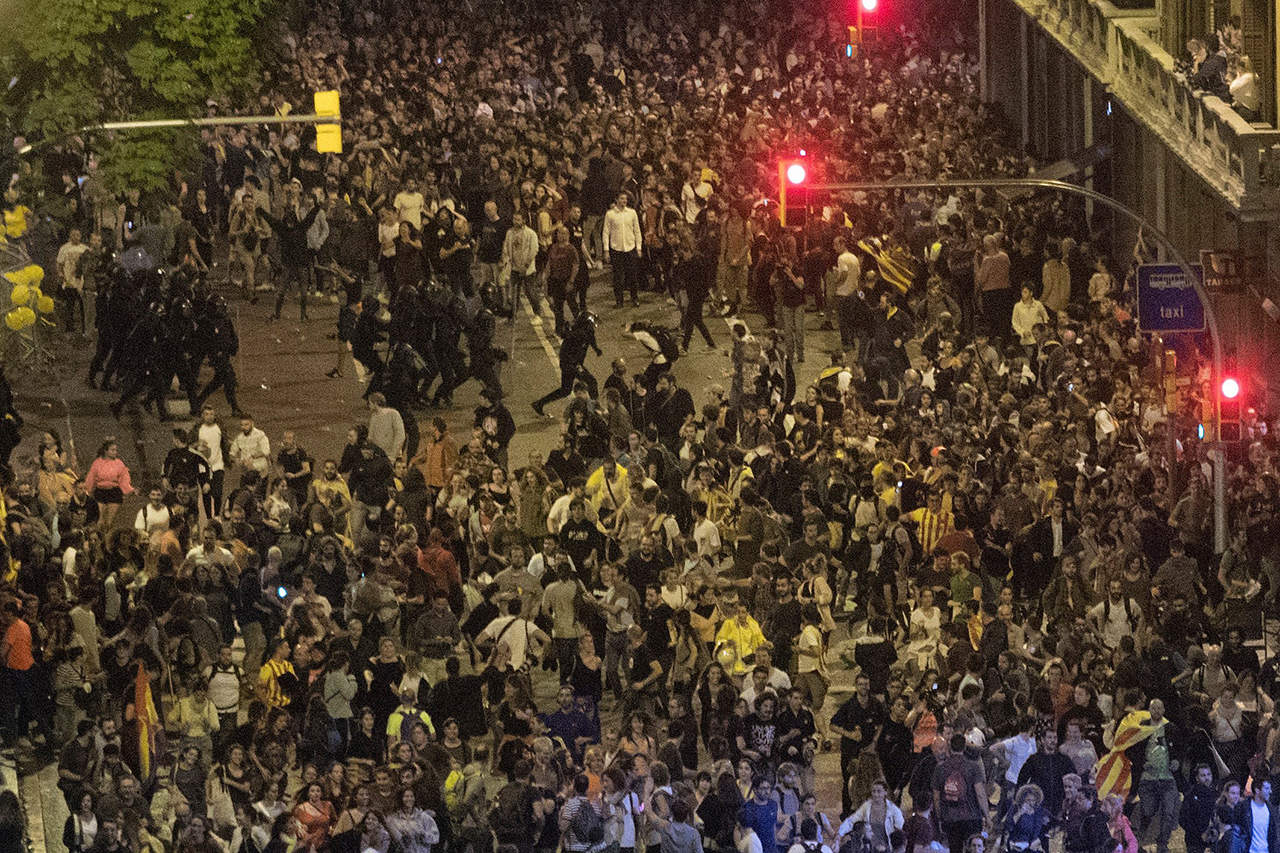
[1094,710,1155,800]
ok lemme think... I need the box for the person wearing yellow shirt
[258,639,298,708]
[2,188,33,241]
[714,597,766,678]
[907,491,953,558]
[386,688,435,743]
[585,460,629,524]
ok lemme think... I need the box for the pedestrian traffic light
[860,0,877,10]
[846,25,860,58]
[1220,376,1242,441]
[314,90,342,154]
[786,162,808,185]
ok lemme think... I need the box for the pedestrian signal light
[786,163,808,185]
[1220,376,1242,442]
[861,0,877,10]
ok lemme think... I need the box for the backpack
[942,766,966,803]
[570,797,605,844]
[488,781,529,837]
[444,769,464,817]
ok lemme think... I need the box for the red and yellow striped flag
[1094,710,1155,800]
[135,662,159,780]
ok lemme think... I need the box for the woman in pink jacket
[83,438,133,528]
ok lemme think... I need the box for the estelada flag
[1094,709,1155,800]
[135,662,160,780]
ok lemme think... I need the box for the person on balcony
[1186,37,1229,101]
[1228,55,1261,123]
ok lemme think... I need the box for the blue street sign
[1136,263,1205,333]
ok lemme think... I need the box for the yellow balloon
[3,271,20,287]
[17,306,35,327]
[36,295,55,314]
[9,284,29,306]
[4,310,21,331]
[25,265,43,286]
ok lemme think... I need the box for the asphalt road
[8,269,843,497]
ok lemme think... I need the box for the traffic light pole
[14,112,340,157]
[803,176,1228,553]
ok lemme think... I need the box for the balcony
[1009,0,1280,218]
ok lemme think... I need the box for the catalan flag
[135,662,159,781]
[1094,710,1155,800]
[857,238,915,293]
[0,488,12,583]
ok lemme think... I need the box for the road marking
[523,300,561,376]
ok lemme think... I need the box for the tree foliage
[1,0,276,194]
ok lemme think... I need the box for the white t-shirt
[479,615,536,669]
[135,503,171,537]
[797,624,825,676]
[835,251,861,297]
[1088,598,1141,649]
[693,517,721,558]
[1250,799,1270,853]
[57,242,90,289]
[394,190,425,230]
[996,733,1037,783]
[199,423,224,472]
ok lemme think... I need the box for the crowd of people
[2,4,1280,853]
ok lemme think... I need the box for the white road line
[523,300,562,376]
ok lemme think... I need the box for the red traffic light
[860,0,877,10]
[1221,377,1240,399]
[786,163,807,185]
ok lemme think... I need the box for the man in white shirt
[135,488,171,539]
[602,192,642,308]
[393,178,425,231]
[546,477,594,534]
[691,498,721,562]
[477,599,550,670]
[1087,579,1143,650]
[832,237,862,356]
[56,228,90,333]
[501,211,542,320]
[367,393,405,461]
[991,716,1037,807]
[1246,779,1275,853]
[229,414,271,485]
[681,167,711,225]
[198,405,226,516]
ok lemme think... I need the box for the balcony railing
[1011,0,1280,216]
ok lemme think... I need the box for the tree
[0,0,278,195]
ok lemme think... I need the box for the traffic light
[1220,376,1242,441]
[314,90,342,153]
[856,0,879,40]
[777,156,809,227]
